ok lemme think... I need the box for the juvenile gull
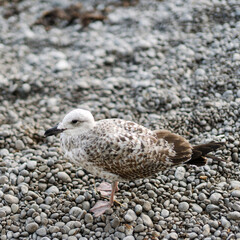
[45,109,224,216]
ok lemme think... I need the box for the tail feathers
[185,142,224,166]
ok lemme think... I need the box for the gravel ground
[0,0,240,239]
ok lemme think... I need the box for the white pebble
[55,59,71,71]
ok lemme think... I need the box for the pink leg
[110,181,118,205]
[90,181,119,217]
[97,181,119,197]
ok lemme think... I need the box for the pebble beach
[0,0,240,239]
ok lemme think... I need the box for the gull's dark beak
[44,124,64,137]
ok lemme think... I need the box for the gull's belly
[65,150,123,181]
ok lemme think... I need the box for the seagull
[45,109,224,217]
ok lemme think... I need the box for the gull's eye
[71,120,78,124]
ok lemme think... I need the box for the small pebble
[124,209,137,222]
[178,202,189,212]
[25,222,39,233]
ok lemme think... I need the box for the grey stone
[4,194,19,204]
[0,209,6,218]
[25,222,39,233]
[69,207,82,217]
[84,213,93,223]
[135,204,142,215]
[191,204,202,213]
[11,204,19,213]
[161,209,169,218]
[22,83,31,93]
[36,227,47,236]
[188,232,198,239]
[141,213,153,227]
[206,204,219,213]
[111,217,120,228]
[227,211,240,220]
[231,190,240,197]
[15,140,25,150]
[221,217,230,229]
[124,209,137,222]
[203,224,210,236]
[55,59,71,71]
[134,224,144,232]
[57,172,71,182]
[168,232,178,239]
[0,176,8,184]
[175,167,186,180]
[27,161,37,170]
[0,149,9,157]
[230,181,240,189]
[76,195,85,204]
[178,202,189,212]
[123,236,135,240]
[209,193,222,204]
[46,186,59,194]
[233,53,240,61]
[82,201,90,211]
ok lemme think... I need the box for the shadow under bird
[45,109,224,217]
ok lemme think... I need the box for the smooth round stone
[0,176,8,184]
[191,204,202,213]
[45,196,53,205]
[15,140,25,150]
[175,167,186,180]
[178,202,189,212]
[11,204,19,213]
[123,236,135,240]
[161,209,169,218]
[0,149,9,157]
[69,207,82,217]
[143,201,151,211]
[231,190,240,197]
[168,232,178,239]
[2,206,11,214]
[135,205,142,215]
[25,222,39,233]
[68,237,77,240]
[134,224,144,233]
[82,201,90,211]
[4,194,19,204]
[209,193,222,204]
[55,60,71,71]
[188,232,198,239]
[221,217,230,228]
[199,193,207,200]
[57,172,71,182]
[195,68,205,76]
[36,227,47,236]
[230,181,240,189]
[111,217,120,228]
[124,209,137,222]
[0,209,6,218]
[22,83,31,93]
[206,204,219,213]
[46,186,59,194]
[227,211,240,220]
[76,195,85,204]
[84,213,93,224]
[203,224,211,236]
[27,161,37,170]
[49,226,60,233]
[140,213,153,227]
[233,53,240,61]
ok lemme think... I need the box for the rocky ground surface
[0,0,240,239]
